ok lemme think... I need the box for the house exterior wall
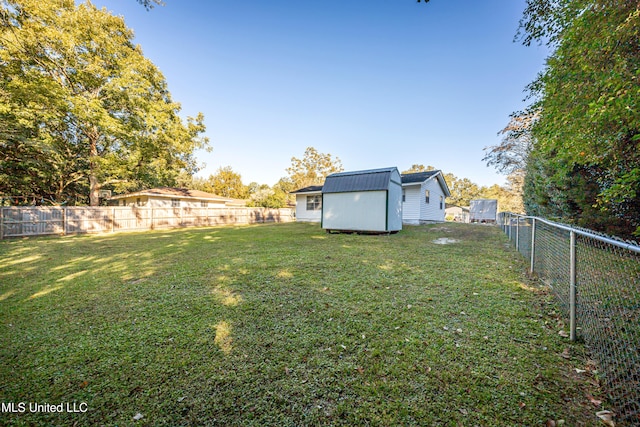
[445,206,469,223]
[322,191,387,232]
[118,196,228,208]
[419,178,446,222]
[402,186,421,223]
[387,171,403,232]
[402,177,447,224]
[295,193,322,222]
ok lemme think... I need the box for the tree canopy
[402,164,435,174]
[492,0,639,238]
[135,0,164,10]
[286,147,343,191]
[0,0,208,206]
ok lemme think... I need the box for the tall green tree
[0,0,208,205]
[208,166,248,199]
[286,147,343,190]
[443,174,480,207]
[517,0,639,237]
[246,184,286,209]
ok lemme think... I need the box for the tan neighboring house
[445,204,470,223]
[109,187,246,208]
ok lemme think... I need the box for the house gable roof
[291,185,324,194]
[322,167,399,194]
[401,171,439,184]
[401,171,451,197]
[110,187,244,204]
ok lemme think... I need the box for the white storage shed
[321,167,403,233]
[470,199,498,223]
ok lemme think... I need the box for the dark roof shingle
[400,171,439,184]
[291,185,324,194]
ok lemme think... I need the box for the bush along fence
[498,212,640,426]
[0,206,294,239]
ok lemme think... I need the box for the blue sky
[94,0,548,188]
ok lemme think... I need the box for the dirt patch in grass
[432,237,459,244]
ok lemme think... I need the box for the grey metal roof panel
[322,167,398,193]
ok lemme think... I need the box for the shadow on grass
[0,223,603,426]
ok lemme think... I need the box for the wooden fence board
[0,207,294,239]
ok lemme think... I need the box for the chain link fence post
[516,215,520,251]
[569,230,577,341]
[530,218,536,274]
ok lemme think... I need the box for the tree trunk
[88,132,100,206]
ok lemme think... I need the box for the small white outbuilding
[321,167,403,233]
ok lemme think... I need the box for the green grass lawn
[0,223,604,426]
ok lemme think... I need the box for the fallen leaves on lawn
[586,394,602,406]
[596,410,615,426]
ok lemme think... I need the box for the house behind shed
[321,167,403,233]
[401,171,451,224]
[291,185,323,222]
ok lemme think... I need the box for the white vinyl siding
[402,186,421,223]
[419,179,446,222]
[322,191,387,232]
[387,177,403,231]
[402,173,448,224]
[295,193,322,222]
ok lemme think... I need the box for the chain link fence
[498,213,640,426]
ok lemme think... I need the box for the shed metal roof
[322,167,399,194]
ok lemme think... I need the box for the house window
[306,195,322,211]
[402,189,406,202]
[201,201,208,208]
[425,190,430,204]
[440,195,444,210]
[171,198,180,207]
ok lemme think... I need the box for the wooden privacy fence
[0,206,294,239]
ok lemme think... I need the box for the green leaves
[519,0,640,239]
[287,147,344,190]
[0,0,209,205]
